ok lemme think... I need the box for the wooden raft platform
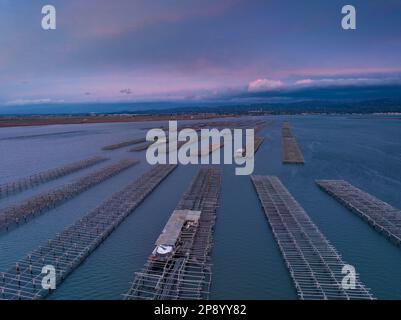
[317,180,401,246]
[282,122,305,164]
[0,159,138,232]
[124,167,221,300]
[251,175,373,300]
[0,156,107,199]
[0,164,177,300]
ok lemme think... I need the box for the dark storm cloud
[1,0,401,104]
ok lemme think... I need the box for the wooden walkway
[282,122,305,164]
[251,175,373,300]
[0,156,107,199]
[317,180,401,246]
[0,159,138,232]
[125,167,221,300]
[0,164,177,300]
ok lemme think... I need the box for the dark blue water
[0,115,400,299]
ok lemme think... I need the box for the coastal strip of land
[0,114,234,128]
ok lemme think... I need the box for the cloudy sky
[1,0,401,106]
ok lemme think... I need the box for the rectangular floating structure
[239,136,264,158]
[130,140,188,154]
[282,122,305,164]
[197,133,232,157]
[129,141,153,152]
[198,142,224,156]
[0,156,108,199]
[155,210,201,247]
[0,164,177,300]
[317,180,401,246]
[125,167,221,300]
[254,121,266,133]
[0,159,138,232]
[137,140,187,155]
[102,138,146,150]
[251,175,373,300]
[162,141,187,154]
[254,136,264,153]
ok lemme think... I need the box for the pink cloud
[248,79,284,92]
[294,79,314,85]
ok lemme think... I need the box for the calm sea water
[0,115,400,300]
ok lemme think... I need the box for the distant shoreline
[0,112,400,129]
[0,113,236,128]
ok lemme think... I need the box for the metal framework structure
[317,180,401,246]
[0,156,107,199]
[0,164,177,300]
[0,159,138,232]
[129,141,153,152]
[241,136,264,158]
[125,167,221,300]
[102,138,146,150]
[198,142,224,157]
[129,140,186,154]
[282,122,305,164]
[251,175,374,300]
[254,121,267,134]
[163,141,186,155]
[254,136,264,154]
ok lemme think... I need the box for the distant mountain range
[2,98,401,116]
[129,98,401,115]
[2,82,401,116]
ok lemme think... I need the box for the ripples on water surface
[0,115,400,299]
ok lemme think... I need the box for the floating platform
[129,141,153,152]
[130,140,186,154]
[0,164,177,300]
[198,142,224,157]
[254,137,264,154]
[125,167,221,300]
[0,156,107,199]
[317,180,401,246]
[162,141,186,154]
[282,122,305,164]
[251,175,373,300]
[155,209,201,247]
[0,159,138,232]
[102,138,146,150]
[254,121,267,134]
[238,136,264,158]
